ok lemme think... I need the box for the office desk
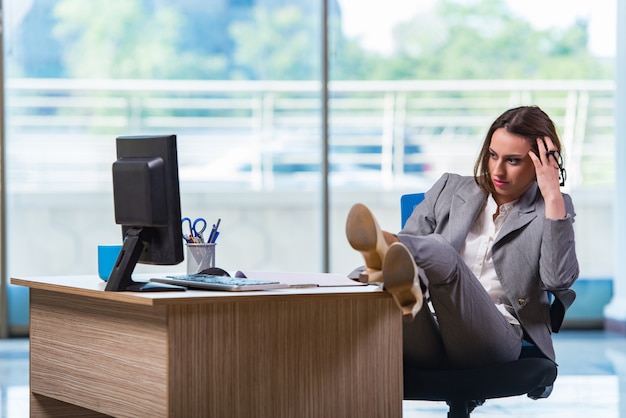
[11,275,403,417]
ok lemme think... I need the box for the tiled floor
[0,338,29,418]
[2,330,626,417]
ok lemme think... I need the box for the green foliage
[382,0,612,80]
[52,0,228,79]
[327,16,388,80]
[229,6,320,80]
[44,0,613,81]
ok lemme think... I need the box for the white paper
[235,270,367,287]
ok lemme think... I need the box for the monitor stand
[105,227,185,292]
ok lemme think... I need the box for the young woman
[346,105,578,371]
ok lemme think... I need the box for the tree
[52,0,229,79]
[229,5,320,80]
[23,0,612,81]
[380,0,612,80]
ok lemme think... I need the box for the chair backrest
[400,193,425,228]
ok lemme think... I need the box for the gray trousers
[397,233,523,370]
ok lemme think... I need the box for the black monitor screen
[105,134,185,292]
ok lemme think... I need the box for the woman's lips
[492,178,507,188]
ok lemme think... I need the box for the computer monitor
[105,134,185,292]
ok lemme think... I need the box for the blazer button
[518,298,527,307]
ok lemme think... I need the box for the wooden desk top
[11,274,387,307]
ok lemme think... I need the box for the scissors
[181,217,207,243]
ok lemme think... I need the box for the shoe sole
[383,242,423,321]
[346,203,388,282]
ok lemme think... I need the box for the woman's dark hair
[473,105,562,194]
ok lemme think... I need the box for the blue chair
[400,193,426,229]
[400,193,561,418]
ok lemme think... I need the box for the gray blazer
[401,173,579,362]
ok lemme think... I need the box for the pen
[208,218,221,243]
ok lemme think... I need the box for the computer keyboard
[149,274,289,291]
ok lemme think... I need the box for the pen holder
[186,242,216,274]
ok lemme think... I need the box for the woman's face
[488,128,536,205]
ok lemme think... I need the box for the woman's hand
[528,136,566,219]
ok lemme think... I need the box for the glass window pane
[330,0,616,280]
[4,1,323,289]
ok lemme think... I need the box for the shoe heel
[383,242,424,321]
[358,270,383,284]
[391,287,423,320]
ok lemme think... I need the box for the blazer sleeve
[539,193,579,291]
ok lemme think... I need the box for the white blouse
[460,194,520,325]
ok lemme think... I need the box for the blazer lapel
[447,186,487,251]
[495,184,540,246]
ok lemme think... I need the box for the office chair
[399,193,569,418]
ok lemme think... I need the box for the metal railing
[1,79,616,328]
[5,78,615,192]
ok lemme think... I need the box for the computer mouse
[199,267,231,277]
